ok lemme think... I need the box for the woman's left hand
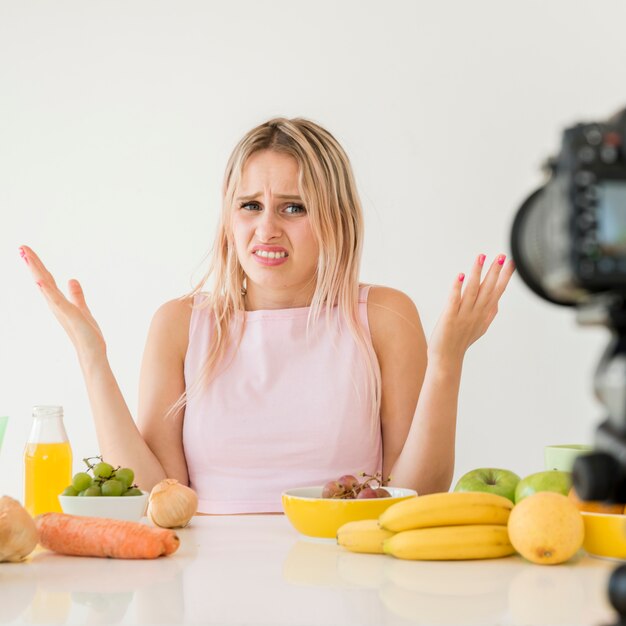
[429,253,515,364]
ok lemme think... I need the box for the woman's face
[231,150,319,307]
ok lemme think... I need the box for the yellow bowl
[282,486,417,539]
[582,512,626,560]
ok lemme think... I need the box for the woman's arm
[368,254,515,494]
[136,298,192,487]
[20,246,190,491]
[367,285,427,485]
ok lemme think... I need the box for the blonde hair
[172,117,381,428]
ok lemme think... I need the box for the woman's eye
[285,204,306,215]
[241,202,262,211]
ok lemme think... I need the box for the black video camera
[512,109,626,307]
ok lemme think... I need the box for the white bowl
[58,492,149,521]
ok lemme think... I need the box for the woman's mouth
[252,249,289,266]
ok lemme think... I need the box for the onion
[147,479,198,529]
[0,496,38,562]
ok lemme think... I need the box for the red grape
[322,480,344,498]
[322,471,391,499]
[338,474,359,490]
[356,487,379,499]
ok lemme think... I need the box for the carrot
[35,513,180,559]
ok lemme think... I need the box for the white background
[0,0,623,499]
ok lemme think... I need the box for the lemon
[508,491,583,565]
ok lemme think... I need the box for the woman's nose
[255,209,282,241]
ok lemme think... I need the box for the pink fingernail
[478,254,486,266]
[458,273,465,282]
[19,247,28,263]
[497,254,506,265]
[36,280,42,288]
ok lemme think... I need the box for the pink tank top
[182,284,383,514]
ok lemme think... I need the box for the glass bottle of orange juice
[24,405,72,516]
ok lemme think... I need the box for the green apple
[514,470,572,503]
[453,468,521,503]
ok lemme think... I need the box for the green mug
[544,444,593,473]
[0,416,7,454]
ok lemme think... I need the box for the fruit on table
[61,456,141,497]
[336,492,515,561]
[322,472,391,499]
[567,486,624,514]
[514,470,571,503]
[453,467,521,503]
[0,496,39,562]
[336,519,394,554]
[378,491,513,533]
[507,491,584,564]
[383,524,515,560]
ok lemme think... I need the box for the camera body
[512,110,626,306]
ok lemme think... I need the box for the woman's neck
[244,284,316,311]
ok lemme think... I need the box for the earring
[240,286,247,296]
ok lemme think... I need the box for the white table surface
[0,514,619,626]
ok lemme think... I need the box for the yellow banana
[378,491,512,532]
[383,524,515,560]
[336,519,395,554]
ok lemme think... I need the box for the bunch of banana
[337,491,516,560]
[337,520,394,554]
[378,491,513,532]
[382,523,514,560]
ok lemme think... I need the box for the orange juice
[24,441,72,516]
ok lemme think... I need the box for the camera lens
[572,452,618,501]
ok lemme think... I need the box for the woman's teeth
[254,250,287,259]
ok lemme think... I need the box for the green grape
[61,485,78,497]
[115,468,134,489]
[72,472,93,492]
[77,489,87,497]
[83,485,102,497]
[122,487,143,497]
[101,479,124,497]
[92,462,114,479]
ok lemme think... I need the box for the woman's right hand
[19,246,106,360]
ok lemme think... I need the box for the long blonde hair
[174,117,381,427]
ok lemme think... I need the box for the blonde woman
[20,117,514,514]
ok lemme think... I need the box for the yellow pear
[508,492,584,565]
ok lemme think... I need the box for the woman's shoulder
[147,296,196,352]
[365,284,420,320]
[152,295,196,324]
[364,285,424,353]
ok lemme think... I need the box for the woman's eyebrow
[236,193,303,202]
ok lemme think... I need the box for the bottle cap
[32,405,64,418]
